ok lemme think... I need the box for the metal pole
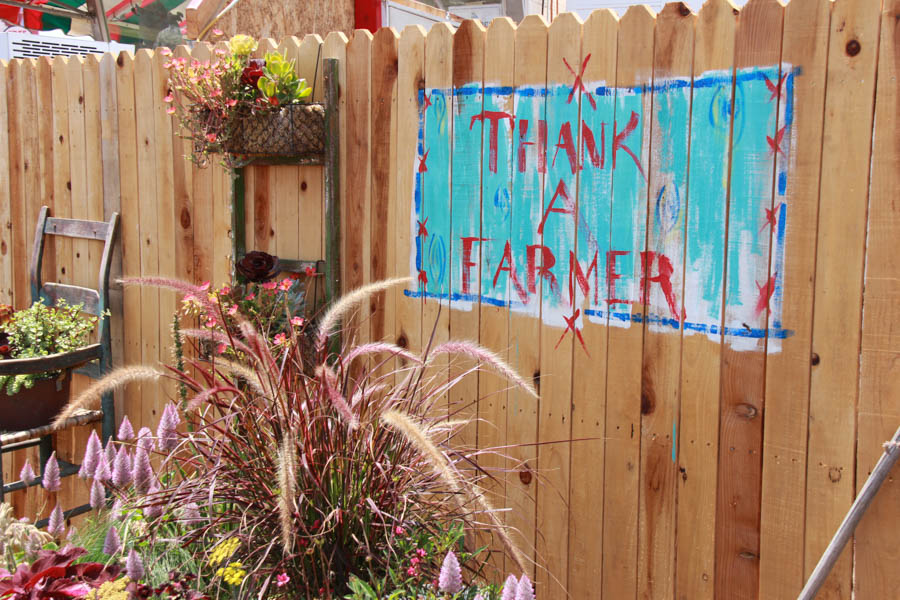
[798,425,900,600]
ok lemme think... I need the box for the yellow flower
[208,536,241,566]
[229,34,257,56]
[85,577,130,600]
[216,561,247,586]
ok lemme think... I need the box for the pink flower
[438,551,462,594]
[276,573,290,587]
[103,524,121,555]
[42,451,61,492]
[166,106,176,115]
[304,265,316,277]
[226,99,238,107]
[216,343,226,355]
[407,566,417,577]
[19,461,36,484]
[227,304,238,316]
[90,477,106,509]
[206,132,218,143]
[163,93,174,103]
[410,557,420,565]
[245,292,255,300]
[214,48,227,57]
[118,416,135,441]
[212,28,223,36]
[48,504,65,536]
[220,285,231,294]
[210,88,222,97]
[205,316,217,328]
[159,47,172,56]
[274,333,287,346]
[416,548,426,558]
[394,525,405,536]
[278,278,292,292]
[291,316,305,327]
[199,281,211,291]
[261,281,277,291]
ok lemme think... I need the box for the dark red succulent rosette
[240,59,265,88]
[236,251,280,283]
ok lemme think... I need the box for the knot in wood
[735,402,758,420]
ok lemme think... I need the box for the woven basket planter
[225,103,326,158]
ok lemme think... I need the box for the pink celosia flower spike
[112,446,132,488]
[132,446,153,494]
[93,448,111,483]
[126,548,145,581]
[79,431,102,478]
[157,404,180,452]
[42,452,61,492]
[438,551,462,594]
[136,427,153,453]
[117,416,135,441]
[103,524,121,555]
[90,478,106,510]
[19,460,36,484]
[47,504,65,536]
[501,575,518,600]
[515,574,535,600]
[105,441,116,466]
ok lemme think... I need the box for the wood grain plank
[0,61,11,307]
[714,0,783,595]
[188,44,215,286]
[757,0,830,596]
[804,0,882,595]
[5,60,27,311]
[476,16,515,578]
[637,6,693,599]
[567,9,616,598]
[134,50,161,432]
[370,27,400,348]
[36,58,56,291]
[345,30,374,347]
[535,12,581,597]
[448,18,484,463]
[507,13,546,582]
[392,24,423,369]
[674,0,735,597]
[421,22,453,415]
[115,51,142,437]
[323,30,349,314]
[602,7,655,599]
[853,0,900,595]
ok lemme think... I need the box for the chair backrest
[28,206,120,365]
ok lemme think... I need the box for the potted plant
[0,300,102,431]
[163,34,323,167]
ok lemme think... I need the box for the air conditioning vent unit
[0,31,133,60]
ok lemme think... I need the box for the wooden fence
[0,0,898,596]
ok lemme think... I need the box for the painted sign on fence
[406,62,799,351]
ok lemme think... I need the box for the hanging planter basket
[0,370,71,432]
[226,103,326,159]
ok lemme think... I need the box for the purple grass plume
[79,431,103,479]
[515,574,534,600]
[93,447,111,482]
[47,504,65,536]
[112,445,132,487]
[501,575,518,600]
[42,452,61,492]
[89,478,106,510]
[103,524,121,555]
[132,446,153,494]
[126,548,145,581]
[438,551,462,594]
[18,461,36,485]
[110,498,124,521]
[136,427,153,453]
[157,404,180,453]
[117,416,135,441]
[180,502,201,524]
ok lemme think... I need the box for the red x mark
[418,149,430,173]
[418,269,428,285]
[754,273,777,317]
[556,308,589,355]
[767,125,787,156]
[764,73,787,102]
[563,54,597,111]
[759,202,782,234]
[416,217,429,237]
[422,92,432,111]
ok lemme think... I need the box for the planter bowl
[225,103,326,157]
[0,371,71,432]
